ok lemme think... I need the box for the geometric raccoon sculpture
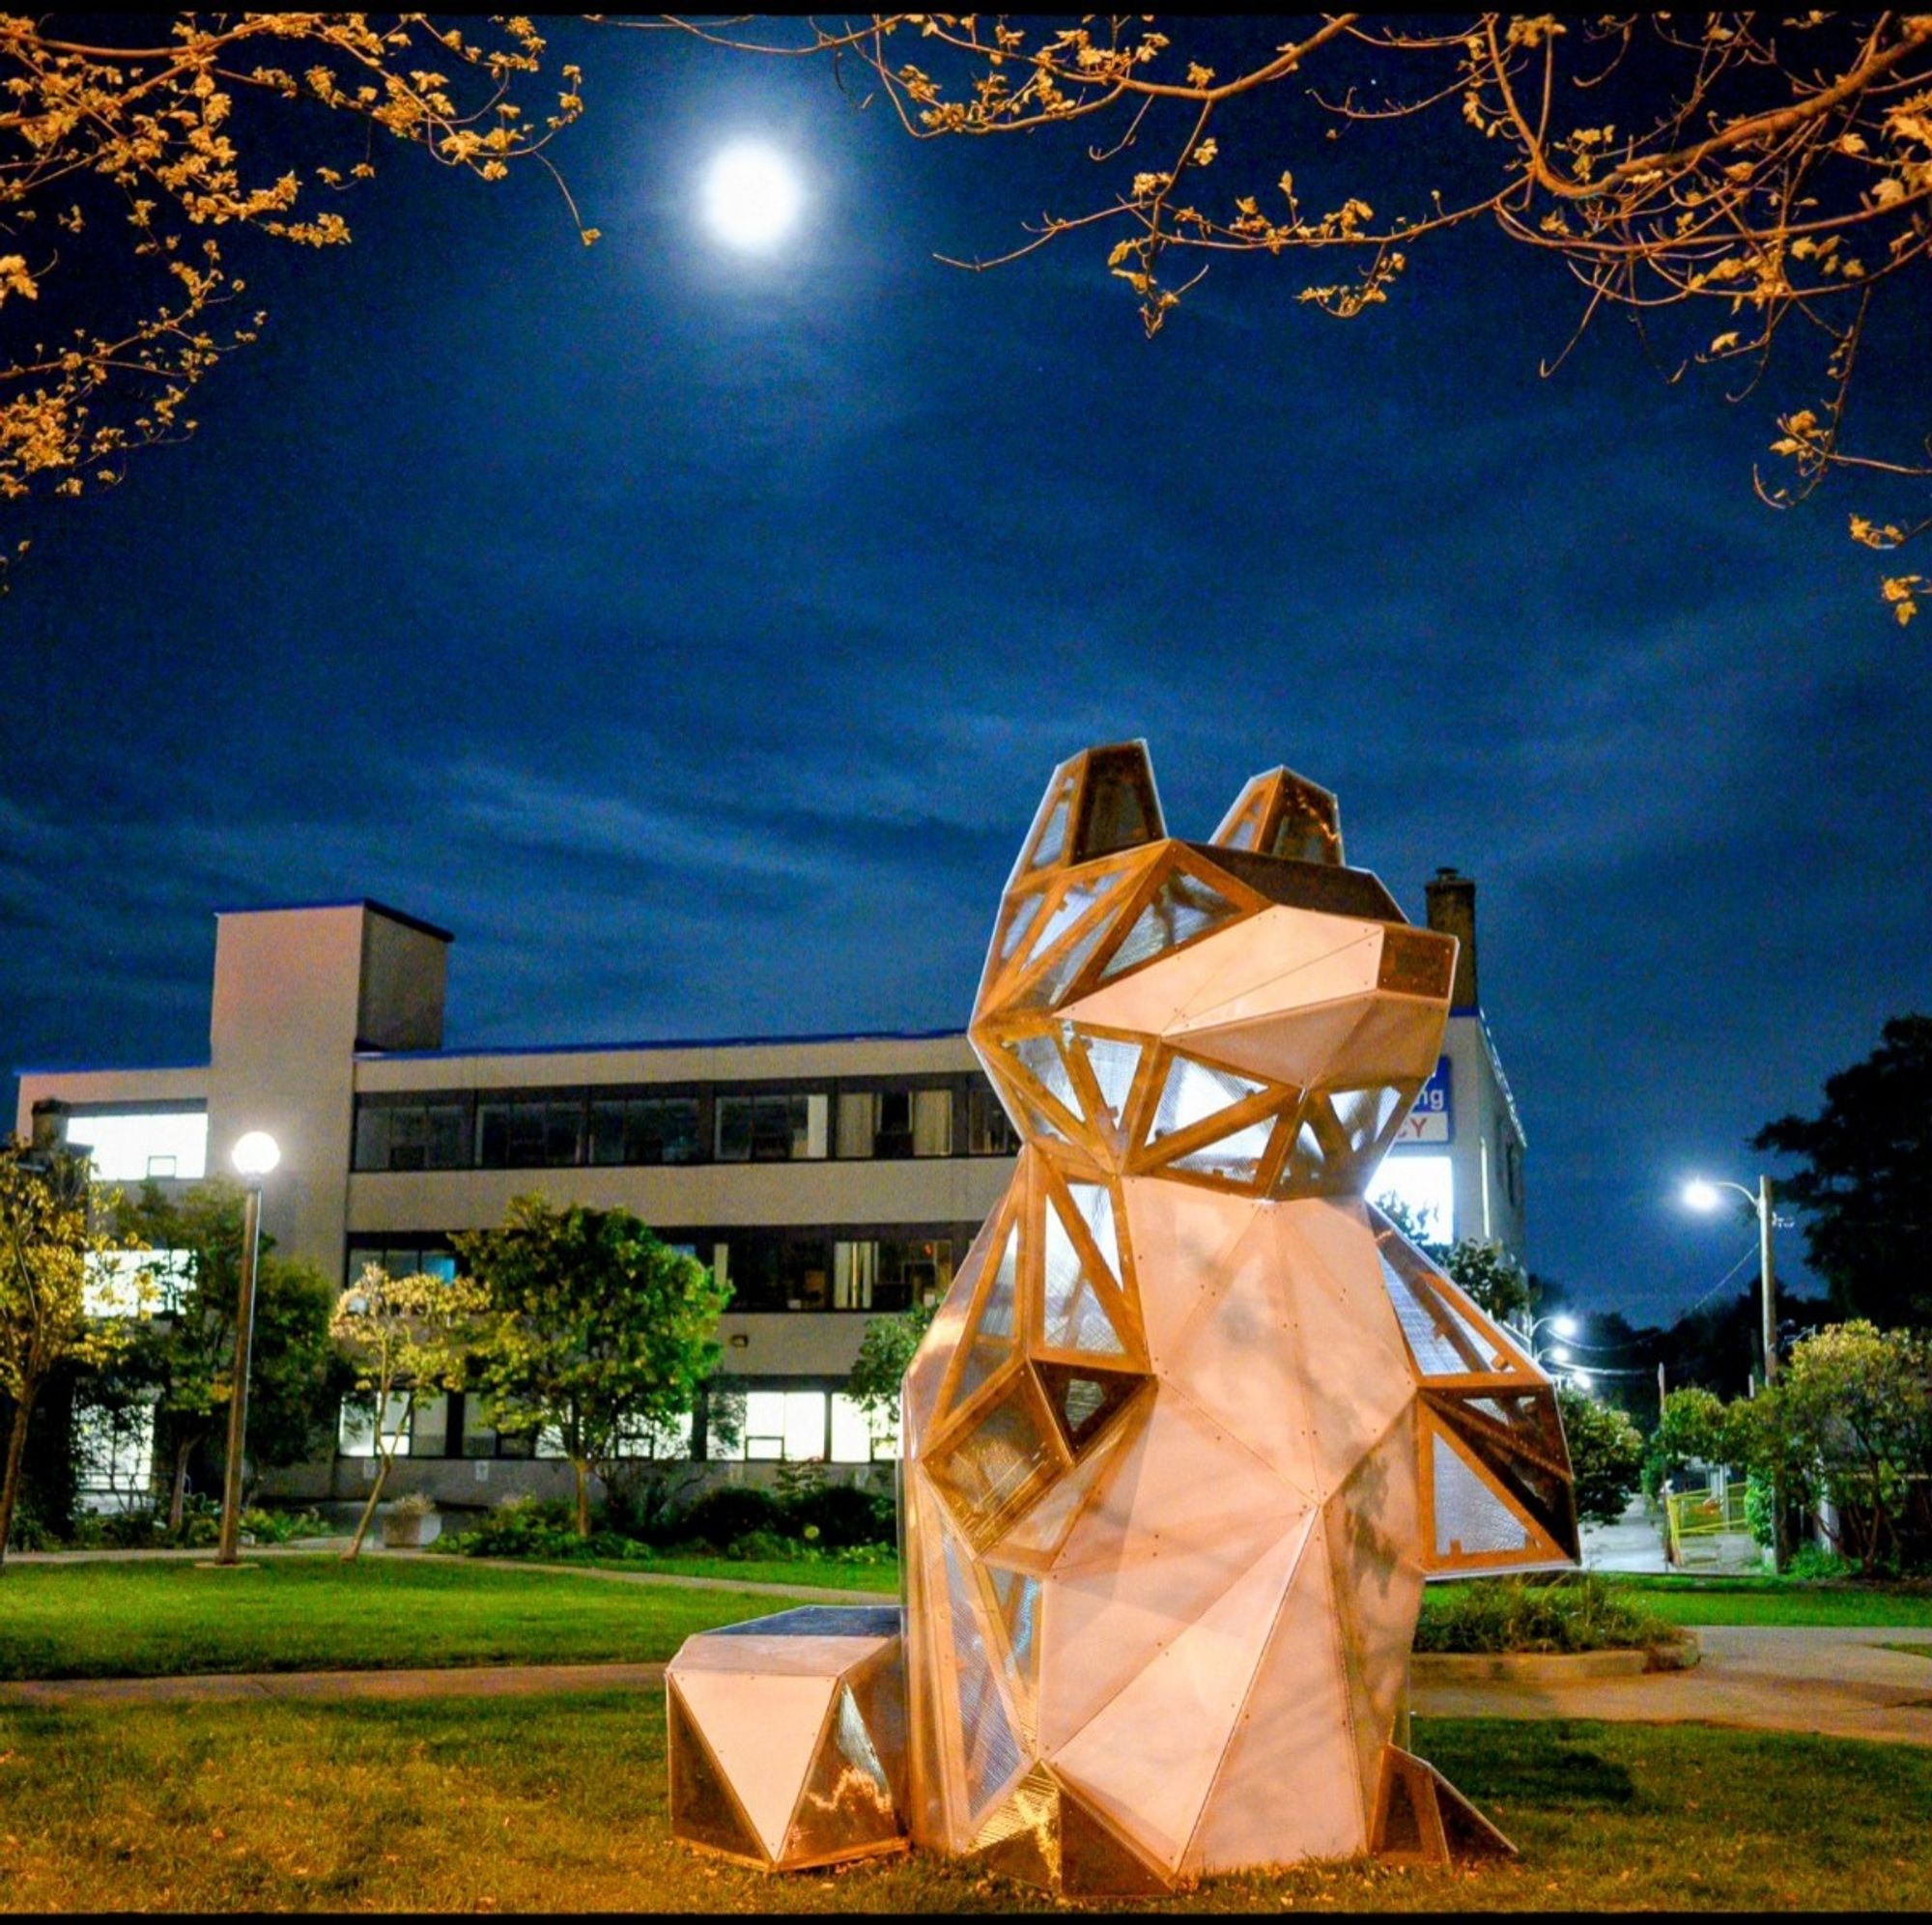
[669,742,1577,1895]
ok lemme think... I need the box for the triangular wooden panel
[1434,1767,1517,1861]
[668,1682,771,1866]
[1370,1745,1446,1865]
[780,1684,904,1868]
[972,1762,1062,1889]
[1088,846,1264,991]
[1056,1780,1176,1897]
[1033,1361,1148,1454]
[1421,1412,1573,1571]
[1428,1394,1580,1563]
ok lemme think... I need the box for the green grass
[586,1553,900,1593]
[0,1557,834,1682]
[0,1696,1923,1911]
[1605,1573,1932,1628]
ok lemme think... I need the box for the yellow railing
[1664,1484,1749,1567]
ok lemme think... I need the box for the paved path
[1414,1625,1932,1747]
[6,1625,1932,1747]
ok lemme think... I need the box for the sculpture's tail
[1370,1744,1517,1865]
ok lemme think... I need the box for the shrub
[785,1480,893,1550]
[1783,1542,1859,1581]
[724,1527,799,1562]
[1414,1573,1686,1657]
[238,1507,329,1545]
[671,1486,784,1550]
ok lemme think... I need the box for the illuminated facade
[14,848,1522,1509]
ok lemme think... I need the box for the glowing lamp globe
[232,1131,281,1179]
[1571,1371,1595,1393]
[1682,1178,1722,1213]
[1551,1314,1579,1341]
[1547,1345,1571,1368]
[702,142,802,251]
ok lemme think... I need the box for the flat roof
[356,1025,966,1062]
[211,898,455,943]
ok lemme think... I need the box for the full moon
[702,143,803,251]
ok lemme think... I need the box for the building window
[715,1092,828,1163]
[338,1395,413,1458]
[63,1109,209,1182]
[968,1083,1022,1155]
[476,1094,584,1169]
[588,1095,702,1167]
[354,1101,467,1173]
[720,1231,833,1311]
[834,1236,952,1312]
[1368,1154,1455,1246]
[707,1387,829,1462]
[830,1392,898,1462]
[837,1087,955,1159]
[347,1244,458,1286]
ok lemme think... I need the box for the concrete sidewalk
[1414,1625,1932,1746]
[6,1627,1931,1748]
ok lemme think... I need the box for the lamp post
[215,1130,279,1567]
[1682,1173,1783,1571]
[1523,1312,1578,1371]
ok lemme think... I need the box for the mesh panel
[1378,1251,1471,1375]
[1169,1118,1275,1183]
[998,891,1045,962]
[1008,1034,1083,1120]
[1150,1053,1266,1145]
[928,1378,1062,1552]
[1043,1202,1126,1355]
[1272,1118,1328,1194]
[955,1226,1019,1405]
[1098,869,1243,978]
[1030,786,1072,869]
[990,1568,1041,1700]
[1009,915,1118,1012]
[1077,1034,1142,1124]
[1433,1436,1529,1557]
[1065,1181,1122,1284]
[1328,1084,1407,1152]
[1025,871,1123,968]
[945,1529,1025,1819]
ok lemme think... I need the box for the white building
[16,877,1524,1505]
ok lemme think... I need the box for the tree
[845,1297,939,1453]
[660,14,1932,618]
[1750,1319,1932,1567]
[0,1139,140,1568]
[1444,1239,1535,1330]
[330,1262,489,1560]
[1644,1384,1743,1496]
[1754,1014,1932,1329]
[455,1196,731,1538]
[0,14,590,521]
[110,1178,342,1529]
[1554,1381,1644,1527]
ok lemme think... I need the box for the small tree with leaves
[0,1139,142,1568]
[845,1297,939,1457]
[1553,1382,1645,1528]
[330,1264,489,1561]
[456,1196,730,1538]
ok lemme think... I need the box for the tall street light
[1524,1312,1578,1370]
[1682,1172,1784,1572]
[215,1130,279,1567]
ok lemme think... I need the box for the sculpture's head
[971,741,1458,1201]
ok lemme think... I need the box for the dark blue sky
[6,21,1928,1327]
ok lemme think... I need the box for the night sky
[5,21,1928,1329]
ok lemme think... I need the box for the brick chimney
[1424,867,1479,1010]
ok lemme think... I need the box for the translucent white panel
[955,1226,1019,1405]
[1328,1084,1406,1152]
[84,1248,189,1316]
[1098,870,1242,979]
[337,1395,411,1458]
[1024,869,1124,967]
[1042,1201,1126,1355]
[831,1391,895,1462]
[1149,1054,1265,1145]
[1007,1034,1083,1121]
[944,1528,1024,1820]
[998,890,1045,960]
[800,1094,830,1159]
[1078,1035,1142,1124]
[1168,1118,1274,1183]
[745,1388,789,1459]
[1029,785,1072,869]
[837,1090,875,1158]
[64,1110,208,1181]
[1367,1154,1455,1245]
[1065,1182,1122,1284]
[1433,1436,1528,1557]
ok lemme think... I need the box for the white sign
[1393,1057,1451,1143]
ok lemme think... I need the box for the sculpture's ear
[1211,767,1344,865]
[1009,741,1166,887]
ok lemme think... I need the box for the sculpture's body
[668,744,1577,1895]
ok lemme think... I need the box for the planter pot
[381,1511,440,1549]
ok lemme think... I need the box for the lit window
[64,1111,208,1182]
[1368,1154,1456,1245]
[338,1395,412,1458]
[831,1392,896,1462]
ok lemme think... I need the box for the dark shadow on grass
[1413,1717,1638,1812]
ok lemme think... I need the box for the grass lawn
[0,1558,831,1682]
[0,1694,1923,1911]
[585,1554,899,1593]
[1605,1574,1932,1629]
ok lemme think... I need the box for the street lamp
[1523,1312,1578,1370]
[1682,1171,1783,1571]
[215,1130,279,1567]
